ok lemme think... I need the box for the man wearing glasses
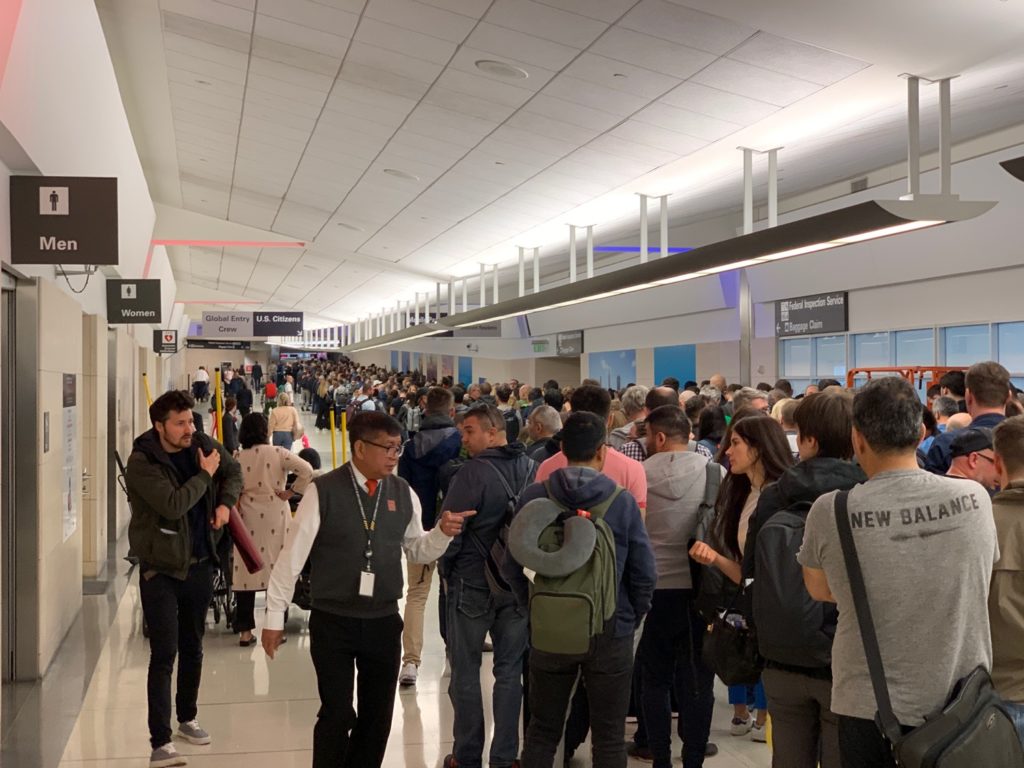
[263,411,475,768]
[946,427,1001,492]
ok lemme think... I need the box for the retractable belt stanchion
[214,368,224,443]
[341,411,348,465]
[142,372,153,407]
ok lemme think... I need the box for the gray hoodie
[644,450,722,590]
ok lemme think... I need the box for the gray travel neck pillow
[508,498,597,577]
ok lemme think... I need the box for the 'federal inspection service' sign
[775,292,848,337]
[107,279,161,324]
[10,176,118,265]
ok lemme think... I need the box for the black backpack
[752,501,837,667]
[503,408,522,442]
[465,457,536,597]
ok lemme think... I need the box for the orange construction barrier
[845,366,967,392]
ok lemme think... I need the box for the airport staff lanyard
[349,465,381,572]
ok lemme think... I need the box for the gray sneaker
[150,742,187,767]
[176,719,211,745]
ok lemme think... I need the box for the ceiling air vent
[851,177,869,193]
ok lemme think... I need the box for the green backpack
[517,482,622,655]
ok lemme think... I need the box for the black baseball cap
[949,427,994,459]
[555,411,607,461]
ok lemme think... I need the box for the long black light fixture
[437,195,992,330]
[341,322,450,353]
[1000,155,1024,181]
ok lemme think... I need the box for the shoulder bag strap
[587,486,625,520]
[834,490,903,744]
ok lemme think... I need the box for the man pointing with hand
[263,411,473,768]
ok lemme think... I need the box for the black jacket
[526,437,560,463]
[741,457,866,582]
[398,413,463,528]
[440,443,536,586]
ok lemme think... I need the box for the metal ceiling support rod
[739,146,755,387]
[768,148,780,228]
[493,263,499,303]
[518,247,525,298]
[533,247,540,293]
[405,300,411,329]
[939,77,952,196]
[435,283,441,321]
[639,194,649,264]
[569,225,577,283]
[479,263,487,307]
[586,226,594,278]
[660,195,669,258]
[425,291,431,325]
[414,293,420,325]
[462,278,468,313]
[448,279,455,317]
[907,75,921,197]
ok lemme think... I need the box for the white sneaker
[399,662,418,687]
[730,716,752,736]
[150,743,187,767]
[750,722,768,743]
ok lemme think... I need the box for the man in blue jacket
[925,361,1010,474]
[506,411,656,768]
[397,386,464,687]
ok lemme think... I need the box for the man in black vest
[262,411,474,768]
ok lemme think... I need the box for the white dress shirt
[264,463,452,630]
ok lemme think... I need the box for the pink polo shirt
[535,447,647,509]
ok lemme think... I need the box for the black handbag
[834,490,1024,768]
[701,590,763,687]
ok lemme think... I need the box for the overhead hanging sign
[10,176,118,265]
[186,339,251,350]
[253,311,303,337]
[198,311,253,337]
[556,330,584,356]
[154,329,178,354]
[106,279,162,324]
[775,292,848,337]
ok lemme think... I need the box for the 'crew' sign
[10,176,118,265]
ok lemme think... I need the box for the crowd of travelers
[130,356,1024,768]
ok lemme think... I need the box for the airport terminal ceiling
[95,0,1024,329]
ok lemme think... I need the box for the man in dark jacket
[506,412,656,768]
[742,392,865,768]
[440,403,536,768]
[250,362,263,389]
[397,387,464,687]
[126,389,243,768]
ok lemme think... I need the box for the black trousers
[521,633,634,768]
[838,715,907,768]
[309,609,403,768]
[638,590,715,768]
[234,590,286,633]
[139,561,214,749]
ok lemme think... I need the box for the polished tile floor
[54,410,774,767]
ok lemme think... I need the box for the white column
[435,282,441,321]
[742,147,754,235]
[569,225,577,282]
[518,247,525,297]
[396,300,402,330]
[939,77,952,196]
[462,278,468,313]
[448,279,455,316]
[586,226,594,278]
[405,300,411,329]
[659,195,669,258]
[425,290,431,323]
[907,75,921,198]
[414,293,420,325]
[768,149,779,228]
[480,263,487,307]
[639,194,648,264]
[533,247,540,293]
[492,263,499,303]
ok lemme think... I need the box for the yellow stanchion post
[329,408,337,469]
[341,411,348,465]
[214,368,224,444]
[142,372,153,407]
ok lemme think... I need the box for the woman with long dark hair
[690,415,794,742]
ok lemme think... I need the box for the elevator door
[1,278,16,681]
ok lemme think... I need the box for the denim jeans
[1006,701,1024,748]
[272,431,292,449]
[522,631,634,768]
[447,578,528,768]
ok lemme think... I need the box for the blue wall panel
[390,351,399,370]
[654,344,697,387]
[458,356,473,386]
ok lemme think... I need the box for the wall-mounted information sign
[775,292,848,337]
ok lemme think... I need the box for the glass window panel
[853,332,891,368]
[814,335,847,378]
[943,325,990,366]
[787,379,814,397]
[781,338,812,377]
[997,323,1024,374]
[895,328,934,366]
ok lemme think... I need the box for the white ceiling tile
[251,32,345,76]
[423,86,520,123]
[621,0,754,55]
[504,111,602,145]
[464,22,580,72]
[523,94,623,131]
[273,202,333,239]
[586,133,679,165]
[691,58,822,107]
[257,0,359,37]
[541,74,650,117]
[659,81,779,123]
[247,72,331,106]
[633,101,743,141]
[591,27,716,79]
[161,11,252,52]
[562,52,682,99]
[171,95,242,125]
[169,77,244,108]
[355,18,458,66]
[160,0,254,33]
[533,0,636,23]
[162,31,249,69]
[338,60,434,101]
[216,0,255,10]
[485,0,607,49]
[402,104,498,146]
[243,87,325,119]
[447,46,557,93]
[364,0,478,43]
[239,115,313,146]
[609,119,707,154]
[243,100,319,131]
[728,32,867,87]
[165,50,248,85]
[248,56,335,92]
[432,69,535,109]
[345,42,445,84]
[316,108,399,139]
[415,0,491,18]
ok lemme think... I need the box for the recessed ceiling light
[383,168,420,181]
[474,59,529,80]
[336,222,364,232]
